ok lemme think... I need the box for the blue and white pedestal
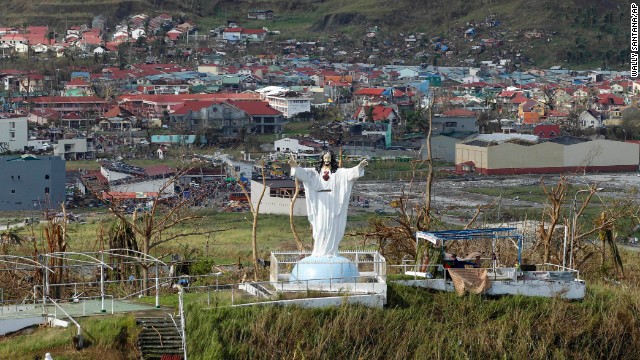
[290,255,360,284]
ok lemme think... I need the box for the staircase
[137,316,184,360]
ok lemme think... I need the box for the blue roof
[416,228,520,242]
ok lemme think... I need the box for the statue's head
[316,150,338,173]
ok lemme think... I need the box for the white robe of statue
[291,165,364,257]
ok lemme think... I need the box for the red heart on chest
[322,171,330,181]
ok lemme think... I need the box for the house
[247,10,274,20]
[227,100,286,134]
[594,94,625,126]
[533,123,560,139]
[53,138,96,160]
[64,78,93,96]
[432,110,479,134]
[518,99,545,120]
[169,100,248,135]
[353,104,399,124]
[221,27,268,42]
[578,109,603,129]
[0,155,66,211]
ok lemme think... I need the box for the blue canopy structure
[416,228,523,264]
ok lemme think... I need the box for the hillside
[0,0,632,68]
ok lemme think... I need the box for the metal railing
[45,296,83,348]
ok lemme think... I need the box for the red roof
[534,123,560,139]
[461,81,491,88]
[441,109,475,117]
[511,95,529,104]
[243,29,267,35]
[354,88,405,97]
[522,112,541,125]
[172,100,219,115]
[144,165,175,176]
[118,93,260,104]
[227,100,281,115]
[223,27,243,33]
[31,96,106,104]
[597,94,625,105]
[354,105,395,121]
[66,78,90,86]
[62,112,84,119]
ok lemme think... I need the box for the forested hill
[0,0,632,68]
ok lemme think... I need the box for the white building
[274,137,322,153]
[0,117,28,152]
[256,87,312,118]
[250,179,307,216]
[53,138,96,160]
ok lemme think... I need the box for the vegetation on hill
[4,281,638,359]
[0,0,632,68]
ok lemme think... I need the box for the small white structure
[250,179,307,216]
[0,117,28,152]
[269,250,387,303]
[274,137,322,153]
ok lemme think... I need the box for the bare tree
[232,159,267,281]
[89,161,229,293]
[537,177,567,263]
[289,177,305,251]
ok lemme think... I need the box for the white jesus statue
[289,150,368,257]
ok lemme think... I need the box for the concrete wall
[0,155,66,210]
[274,138,314,153]
[487,142,564,170]
[456,139,640,175]
[455,143,488,169]
[564,140,639,168]
[251,180,307,216]
[233,294,385,309]
[426,135,462,163]
[0,117,28,152]
[112,179,174,194]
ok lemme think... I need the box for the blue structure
[290,255,359,284]
[415,228,523,264]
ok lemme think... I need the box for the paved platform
[0,299,160,335]
[1,299,157,319]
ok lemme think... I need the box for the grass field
[4,274,640,359]
[11,210,376,264]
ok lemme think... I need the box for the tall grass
[0,315,139,360]
[185,282,640,359]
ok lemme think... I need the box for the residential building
[169,100,249,136]
[30,96,107,116]
[256,87,312,118]
[0,116,28,152]
[247,10,274,20]
[227,100,286,133]
[0,155,66,211]
[578,110,603,129]
[53,138,96,160]
[353,105,399,124]
[432,111,479,134]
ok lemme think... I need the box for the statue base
[290,255,360,284]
